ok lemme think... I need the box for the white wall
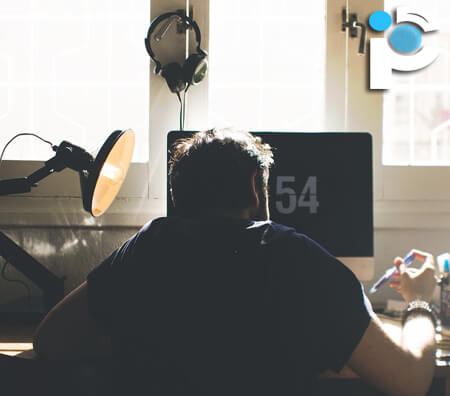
[0,226,138,312]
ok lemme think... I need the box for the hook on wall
[154,7,194,42]
[342,9,367,55]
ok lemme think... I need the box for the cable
[176,91,183,131]
[0,133,56,174]
[181,90,185,130]
[1,258,32,311]
[175,84,191,131]
[183,84,190,130]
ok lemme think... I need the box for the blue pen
[369,251,415,294]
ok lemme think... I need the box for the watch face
[193,60,207,84]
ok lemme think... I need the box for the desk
[320,315,450,395]
[320,359,449,396]
[1,321,449,395]
[0,323,34,356]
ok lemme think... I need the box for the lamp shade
[81,129,135,217]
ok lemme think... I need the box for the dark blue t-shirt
[87,216,371,395]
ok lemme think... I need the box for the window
[383,0,450,165]
[0,1,151,226]
[0,0,149,162]
[208,0,326,131]
[7,0,446,227]
[315,0,450,226]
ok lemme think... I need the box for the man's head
[169,128,274,220]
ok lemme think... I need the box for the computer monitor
[167,131,374,281]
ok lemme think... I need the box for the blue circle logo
[369,11,392,32]
[389,25,422,53]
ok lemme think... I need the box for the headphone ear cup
[182,53,208,85]
[161,62,186,93]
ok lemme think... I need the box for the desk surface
[379,314,450,371]
[0,319,449,362]
[1,320,449,393]
[0,323,33,356]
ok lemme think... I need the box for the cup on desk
[437,254,450,327]
[441,279,450,327]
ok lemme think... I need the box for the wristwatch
[401,300,437,328]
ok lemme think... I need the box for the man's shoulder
[136,216,182,238]
[258,220,323,247]
[255,220,307,245]
[139,216,305,239]
[134,217,320,257]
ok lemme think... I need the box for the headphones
[145,11,208,93]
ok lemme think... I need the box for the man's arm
[33,281,112,360]
[347,250,436,396]
[348,314,435,396]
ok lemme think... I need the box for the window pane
[383,0,450,165]
[0,0,149,162]
[208,0,326,131]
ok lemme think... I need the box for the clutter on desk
[437,253,450,327]
[377,298,450,367]
[436,326,450,367]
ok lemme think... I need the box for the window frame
[344,0,450,230]
[4,0,445,230]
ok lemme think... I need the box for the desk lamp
[0,129,135,314]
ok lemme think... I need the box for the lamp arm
[0,141,92,196]
[0,161,62,197]
[0,178,33,196]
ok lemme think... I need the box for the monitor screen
[167,131,374,280]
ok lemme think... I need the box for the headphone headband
[145,11,206,74]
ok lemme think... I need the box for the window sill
[2,197,449,230]
[0,161,157,227]
[0,196,165,228]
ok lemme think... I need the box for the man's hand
[389,249,436,303]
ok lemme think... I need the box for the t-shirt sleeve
[301,235,371,373]
[86,220,155,329]
[86,236,134,329]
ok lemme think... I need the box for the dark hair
[168,128,274,215]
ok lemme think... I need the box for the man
[33,128,437,395]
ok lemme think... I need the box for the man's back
[87,216,371,395]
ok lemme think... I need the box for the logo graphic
[369,6,439,90]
